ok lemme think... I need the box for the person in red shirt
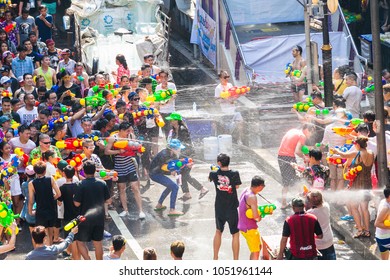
[277,124,315,209]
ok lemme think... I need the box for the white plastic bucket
[218,134,233,156]
[203,137,219,161]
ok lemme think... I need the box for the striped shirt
[113,135,137,176]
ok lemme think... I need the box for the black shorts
[36,215,56,228]
[278,155,298,187]
[146,126,159,138]
[291,83,307,94]
[215,209,239,235]
[117,171,138,183]
[75,224,104,242]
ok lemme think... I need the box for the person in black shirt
[57,165,80,259]
[73,160,111,260]
[208,153,241,260]
[0,97,21,123]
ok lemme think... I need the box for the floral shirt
[28,145,62,165]
[116,64,130,84]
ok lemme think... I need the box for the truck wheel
[92,57,99,75]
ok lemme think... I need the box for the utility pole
[371,0,389,187]
[304,1,313,95]
[321,1,333,107]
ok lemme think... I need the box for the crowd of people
[279,44,390,260]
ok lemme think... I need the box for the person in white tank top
[374,187,390,260]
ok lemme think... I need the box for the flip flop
[153,206,167,211]
[168,212,184,216]
[199,189,209,200]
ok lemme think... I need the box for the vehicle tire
[92,57,99,75]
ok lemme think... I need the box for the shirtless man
[290,45,307,102]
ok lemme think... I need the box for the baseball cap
[57,160,69,171]
[165,112,182,121]
[0,115,10,124]
[18,76,24,83]
[168,139,185,150]
[61,48,71,55]
[0,76,11,84]
[291,197,305,207]
[45,39,55,46]
[26,165,35,176]
[0,65,10,72]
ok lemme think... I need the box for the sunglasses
[223,76,230,79]
[41,141,51,144]
[132,98,140,101]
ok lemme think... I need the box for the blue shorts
[376,237,390,252]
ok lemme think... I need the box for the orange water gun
[332,127,355,137]
[2,90,12,98]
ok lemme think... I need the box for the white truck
[66,0,170,75]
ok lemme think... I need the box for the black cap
[0,65,10,72]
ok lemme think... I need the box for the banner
[190,5,217,66]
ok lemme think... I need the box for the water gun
[335,143,353,152]
[332,126,355,137]
[303,185,310,196]
[56,138,83,150]
[155,114,165,127]
[14,147,29,166]
[326,156,346,165]
[3,22,16,33]
[292,70,301,78]
[0,155,19,180]
[95,170,118,179]
[10,119,20,130]
[293,101,314,112]
[131,108,159,120]
[79,95,106,108]
[1,90,12,98]
[73,73,84,82]
[41,116,69,133]
[349,118,364,127]
[344,165,363,186]
[246,204,277,219]
[285,63,293,76]
[210,164,220,171]
[220,86,250,99]
[384,220,390,227]
[54,170,62,180]
[362,84,374,94]
[161,158,193,173]
[60,104,71,114]
[146,89,177,103]
[113,140,145,156]
[315,108,330,116]
[301,145,310,155]
[0,188,11,205]
[64,215,86,231]
[67,153,86,169]
[0,202,19,235]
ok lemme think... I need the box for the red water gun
[67,153,86,169]
[2,90,12,98]
[56,138,83,150]
[326,156,347,165]
[14,147,29,166]
[220,86,250,99]
[113,140,145,157]
[344,165,363,187]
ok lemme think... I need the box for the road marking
[108,210,143,260]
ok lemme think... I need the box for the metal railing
[157,6,171,62]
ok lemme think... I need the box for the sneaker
[119,211,129,217]
[139,211,146,219]
[103,230,112,238]
[340,215,354,221]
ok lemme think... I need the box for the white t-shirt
[342,86,362,118]
[45,162,57,178]
[17,106,38,125]
[375,199,390,239]
[0,154,21,196]
[8,137,36,172]
[215,83,236,114]
[69,118,83,138]
[156,82,177,114]
[307,202,334,250]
